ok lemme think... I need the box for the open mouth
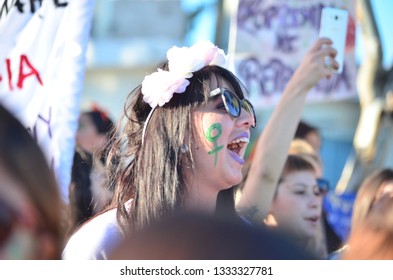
[227,137,249,155]
[227,137,249,157]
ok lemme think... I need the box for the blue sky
[370,0,393,69]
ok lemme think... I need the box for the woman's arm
[236,38,338,223]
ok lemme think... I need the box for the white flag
[0,0,96,203]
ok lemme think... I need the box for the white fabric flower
[141,69,189,108]
[210,48,229,68]
[190,41,219,65]
[141,40,229,108]
[167,46,204,77]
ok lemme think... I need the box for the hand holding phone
[319,7,349,73]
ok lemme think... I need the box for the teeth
[228,137,249,145]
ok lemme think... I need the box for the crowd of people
[1,38,392,260]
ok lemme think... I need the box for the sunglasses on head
[209,88,256,128]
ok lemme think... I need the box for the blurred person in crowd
[288,139,328,257]
[0,104,64,259]
[63,38,338,259]
[261,155,329,257]
[342,190,393,259]
[288,139,343,256]
[109,211,316,260]
[65,146,94,239]
[330,168,393,259]
[295,120,322,153]
[76,106,115,215]
[76,104,115,163]
[288,139,323,177]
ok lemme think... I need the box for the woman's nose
[237,106,254,129]
[309,193,322,209]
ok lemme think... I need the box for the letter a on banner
[0,0,96,203]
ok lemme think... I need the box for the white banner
[229,0,356,108]
[0,0,96,203]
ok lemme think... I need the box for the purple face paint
[229,150,245,165]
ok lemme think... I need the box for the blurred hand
[288,38,338,92]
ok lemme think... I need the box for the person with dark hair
[0,104,64,259]
[76,105,115,164]
[288,139,323,176]
[63,38,338,259]
[295,120,321,153]
[65,146,94,239]
[293,121,343,255]
[261,155,329,257]
[75,106,116,216]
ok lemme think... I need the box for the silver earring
[180,144,189,154]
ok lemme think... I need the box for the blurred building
[82,0,189,119]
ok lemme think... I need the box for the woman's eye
[294,191,305,195]
[216,103,226,110]
[313,189,324,196]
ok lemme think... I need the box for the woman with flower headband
[62,38,338,259]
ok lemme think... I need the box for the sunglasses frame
[209,87,256,128]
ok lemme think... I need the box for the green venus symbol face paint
[205,123,224,166]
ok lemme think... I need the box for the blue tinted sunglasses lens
[222,89,241,118]
[222,89,256,128]
[243,99,256,127]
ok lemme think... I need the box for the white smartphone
[319,7,349,73]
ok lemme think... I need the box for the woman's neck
[183,180,218,214]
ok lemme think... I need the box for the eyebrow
[208,94,221,102]
[291,183,308,188]
[290,182,319,190]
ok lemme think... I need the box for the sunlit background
[81,0,393,198]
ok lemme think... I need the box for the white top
[62,208,124,260]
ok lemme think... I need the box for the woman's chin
[225,174,243,188]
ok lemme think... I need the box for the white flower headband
[141,41,229,144]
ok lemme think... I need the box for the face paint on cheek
[205,123,224,166]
